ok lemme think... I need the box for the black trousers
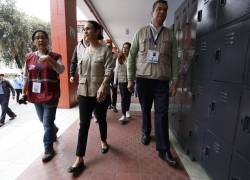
[119,82,132,115]
[15,89,22,102]
[0,95,15,123]
[76,95,109,157]
[136,78,170,152]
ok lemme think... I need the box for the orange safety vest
[25,52,61,104]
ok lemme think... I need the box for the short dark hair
[87,20,104,40]
[32,30,49,41]
[123,42,131,49]
[152,0,168,12]
[0,73,4,77]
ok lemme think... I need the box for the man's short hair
[152,0,168,12]
[0,73,4,77]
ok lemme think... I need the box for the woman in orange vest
[22,30,65,163]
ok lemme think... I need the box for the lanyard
[150,27,164,47]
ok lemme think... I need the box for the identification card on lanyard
[32,81,41,93]
[147,49,159,63]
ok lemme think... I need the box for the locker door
[208,82,241,145]
[188,0,198,23]
[217,0,250,27]
[189,122,206,162]
[191,81,210,125]
[201,131,231,180]
[192,35,213,81]
[229,153,250,180]
[211,20,250,84]
[235,88,250,162]
[196,0,217,38]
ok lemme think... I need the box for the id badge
[147,50,159,64]
[32,82,41,93]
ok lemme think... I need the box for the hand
[70,77,74,83]
[39,55,49,62]
[96,84,107,102]
[169,83,177,97]
[127,80,134,93]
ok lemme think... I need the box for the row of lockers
[193,19,250,84]
[196,0,250,38]
[170,85,250,180]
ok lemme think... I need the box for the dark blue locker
[229,153,250,180]
[188,0,198,23]
[191,81,210,125]
[235,88,250,162]
[189,122,206,162]
[192,35,213,81]
[196,0,217,38]
[217,0,250,27]
[211,20,250,84]
[208,82,241,146]
[201,130,231,180]
[169,95,182,138]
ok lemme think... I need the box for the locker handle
[209,101,216,113]
[220,0,227,6]
[215,49,221,64]
[203,146,210,156]
[197,10,202,22]
[241,116,250,132]
[231,176,241,180]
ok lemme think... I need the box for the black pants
[136,78,170,152]
[109,84,117,107]
[76,95,109,157]
[119,82,132,115]
[0,95,15,123]
[15,89,22,102]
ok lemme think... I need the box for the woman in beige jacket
[68,20,114,173]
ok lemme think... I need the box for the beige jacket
[136,26,173,80]
[77,45,114,97]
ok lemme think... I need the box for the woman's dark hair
[32,30,49,41]
[152,0,168,12]
[123,42,131,49]
[87,20,104,40]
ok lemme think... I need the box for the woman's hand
[70,77,74,83]
[96,84,107,102]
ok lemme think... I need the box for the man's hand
[127,80,134,93]
[169,83,177,97]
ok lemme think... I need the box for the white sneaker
[118,115,126,121]
[126,111,131,118]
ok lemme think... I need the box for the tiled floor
[0,97,211,180]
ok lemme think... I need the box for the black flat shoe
[158,151,177,167]
[101,145,109,154]
[141,134,150,145]
[67,161,85,173]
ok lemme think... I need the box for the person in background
[68,20,114,173]
[13,73,23,103]
[113,42,132,124]
[0,73,16,127]
[127,0,178,166]
[105,39,118,113]
[22,30,65,163]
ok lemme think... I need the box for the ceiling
[77,0,184,49]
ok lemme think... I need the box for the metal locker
[201,130,232,180]
[196,0,217,38]
[191,81,210,125]
[169,94,182,138]
[211,20,250,84]
[217,0,250,27]
[192,35,213,81]
[189,122,206,162]
[208,82,241,146]
[229,152,250,180]
[188,0,198,23]
[235,88,250,162]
